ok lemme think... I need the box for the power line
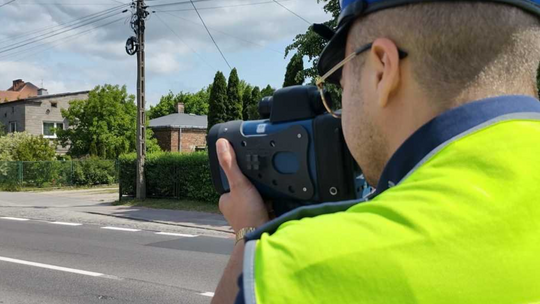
[161,11,284,55]
[188,0,231,70]
[0,0,16,8]
[149,0,230,9]
[0,3,129,46]
[2,17,125,62]
[153,0,290,12]
[0,8,125,54]
[272,0,310,24]
[153,12,216,71]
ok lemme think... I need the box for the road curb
[84,211,234,234]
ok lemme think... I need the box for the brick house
[0,79,89,154]
[0,79,40,102]
[149,103,207,152]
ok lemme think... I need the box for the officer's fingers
[216,139,250,190]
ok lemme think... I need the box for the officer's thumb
[216,138,249,190]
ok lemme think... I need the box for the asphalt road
[0,216,233,303]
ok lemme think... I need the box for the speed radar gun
[208,85,366,215]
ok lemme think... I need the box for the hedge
[118,152,220,204]
[0,159,118,190]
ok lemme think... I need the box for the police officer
[213,0,540,303]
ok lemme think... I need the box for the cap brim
[317,20,353,85]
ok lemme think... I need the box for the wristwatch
[236,227,257,244]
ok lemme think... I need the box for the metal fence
[0,160,119,189]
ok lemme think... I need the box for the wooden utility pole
[135,0,147,199]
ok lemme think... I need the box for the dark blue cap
[318,0,540,84]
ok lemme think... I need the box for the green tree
[261,85,275,98]
[226,68,243,121]
[0,132,56,161]
[284,0,342,108]
[184,86,211,115]
[249,86,262,120]
[148,91,179,120]
[283,53,306,87]
[208,71,228,131]
[241,85,253,120]
[285,0,339,81]
[149,88,211,119]
[58,84,160,159]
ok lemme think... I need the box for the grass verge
[0,184,119,193]
[113,198,220,214]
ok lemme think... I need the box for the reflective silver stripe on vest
[399,112,540,185]
[244,240,258,304]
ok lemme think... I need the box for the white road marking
[155,232,198,238]
[0,256,104,277]
[0,217,29,221]
[49,222,82,226]
[200,292,215,297]
[101,227,141,232]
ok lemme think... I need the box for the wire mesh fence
[0,160,119,190]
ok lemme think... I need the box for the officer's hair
[350,2,540,105]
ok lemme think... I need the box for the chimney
[12,79,24,91]
[177,102,185,114]
[38,88,48,96]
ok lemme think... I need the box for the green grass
[18,184,119,193]
[113,198,220,214]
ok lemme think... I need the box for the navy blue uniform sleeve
[234,273,246,304]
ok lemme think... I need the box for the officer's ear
[369,38,401,109]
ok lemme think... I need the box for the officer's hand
[216,139,270,234]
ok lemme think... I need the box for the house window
[51,102,58,108]
[9,121,17,133]
[43,122,63,138]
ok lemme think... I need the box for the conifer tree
[207,71,228,132]
[249,86,262,120]
[242,85,253,120]
[226,68,243,121]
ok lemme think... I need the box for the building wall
[0,102,26,133]
[0,92,88,154]
[153,128,180,152]
[24,92,88,136]
[152,127,206,153]
[25,92,89,154]
[180,128,207,152]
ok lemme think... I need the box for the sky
[0,0,332,107]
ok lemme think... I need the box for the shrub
[72,158,117,186]
[0,132,56,162]
[118,152,219,204]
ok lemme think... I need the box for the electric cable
[0,17,125,62]
[272,0,310,24]
[0,3,129,46]
[153,0,290,12]
[0,8,125,54]
[188,0,231,70]
[0,0,16,8]
[161,11,284,55]
[153,12,216,71]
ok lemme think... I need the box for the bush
[118,152,219,204]
[0,159,118,189]
[72,158,118,186]
[0,132,56,162]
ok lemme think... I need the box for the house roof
[0,90,90,106]
[150,113,208,129]
[0,81,39,102]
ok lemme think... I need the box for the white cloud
[0,0,332,101]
